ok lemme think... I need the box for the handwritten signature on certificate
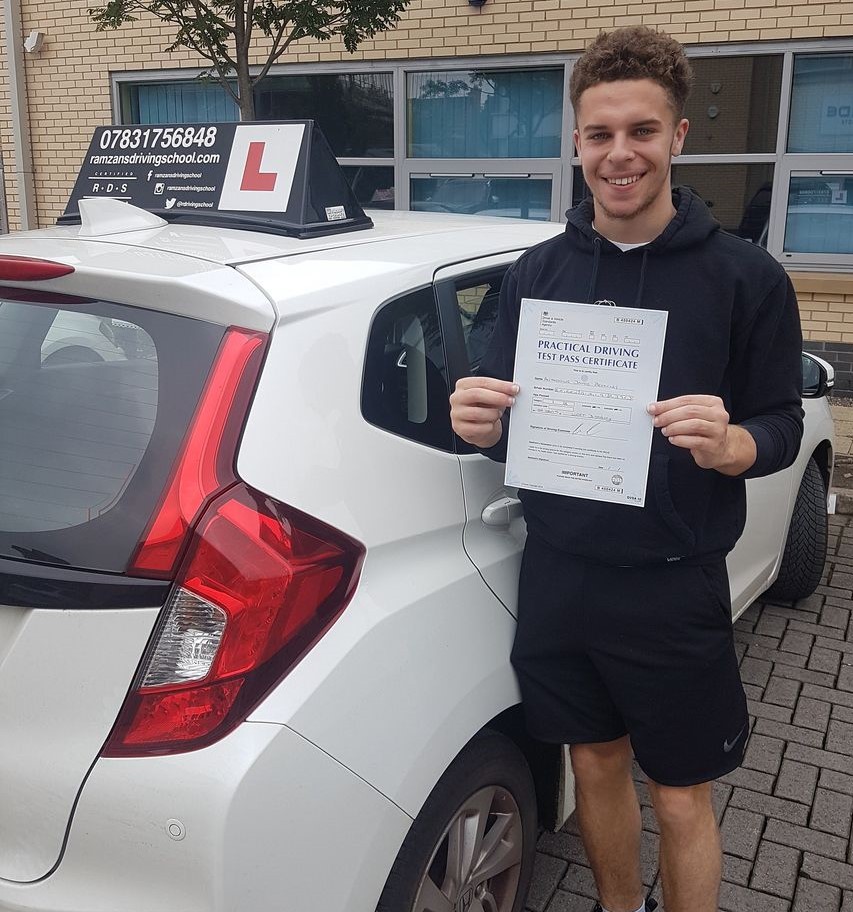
[505,298,668,507]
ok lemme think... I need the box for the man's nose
[608,134,634,162]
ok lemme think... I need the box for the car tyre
[765,457,828,602]
[376,730,537,912]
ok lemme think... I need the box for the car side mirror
[802,352,834,399]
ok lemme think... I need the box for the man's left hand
[647,395,757,476]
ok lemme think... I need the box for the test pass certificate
[505,298,668,507]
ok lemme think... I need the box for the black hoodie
[479,187,804,566]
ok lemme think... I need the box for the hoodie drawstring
[586,237,602,304]
[587,237,650,308]
[634,248,649,308]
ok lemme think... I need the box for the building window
[407,68,563,159]
[683,56,783,155]
[120,73,393,159]
[783,173,853,254]
[789,54,853,154]
[115,45,853,270]
[120,81,238,124]
[254,73,393,158]
[411,175,552,221]
[341,165,395,210]
[671,164,775,244]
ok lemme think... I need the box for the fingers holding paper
[450,376,518,448]
[648,395,756,475]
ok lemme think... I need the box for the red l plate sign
[220,124,304,212]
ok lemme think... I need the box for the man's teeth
[608,175,641,185]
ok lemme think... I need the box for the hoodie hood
[565,186,721,307]
[565,186,720,254]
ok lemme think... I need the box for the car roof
[0,209,565,329]
[3,209,564,269]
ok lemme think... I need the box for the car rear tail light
[105,326,364,756]
[128,327,267,578]
[0,256,75,281]
[103,486,364,756]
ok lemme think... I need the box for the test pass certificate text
[505,298,668,507]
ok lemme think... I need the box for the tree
[89,0,410,121]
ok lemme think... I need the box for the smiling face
[573,78,689,243]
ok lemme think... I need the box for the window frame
[433,255,520,455]
[770,158,853,267]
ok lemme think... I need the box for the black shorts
[510,534,749,787]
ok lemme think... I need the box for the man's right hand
[450,377,519,448]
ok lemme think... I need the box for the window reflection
[120,81,239,124]
[784,174,853,254]
[789,54,853,154]
[407,69,563,158]
[255,74,393,158]
[682,56,782,155]
[342,166,395,210]
[411,177,551,220]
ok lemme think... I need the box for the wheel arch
[811,438,834,491]
[483,705,566,831]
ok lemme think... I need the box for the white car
[0,202,834,912]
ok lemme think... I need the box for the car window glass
[40,312,155,365]
[0,293,224,572]
[362,287,453,450]
[0,303,157,534]
[453,271,505,372]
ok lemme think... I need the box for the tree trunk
[236,63,255,121]
[233,0,255,122]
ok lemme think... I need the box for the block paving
[528,512,853,912]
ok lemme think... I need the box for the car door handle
[481,496,523,526]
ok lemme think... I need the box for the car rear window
[0,288,225,573]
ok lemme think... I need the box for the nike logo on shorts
[723,725,747,753]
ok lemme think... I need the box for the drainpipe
[3,0,37,230]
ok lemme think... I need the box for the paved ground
[528,511,853,912]
[831,402,853,459]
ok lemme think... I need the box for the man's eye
[635,128,654,136]
[589,133,608,141]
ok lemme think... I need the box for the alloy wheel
[412,785,524,912]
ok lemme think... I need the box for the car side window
[452,271,505,373]
[362,287,453,450]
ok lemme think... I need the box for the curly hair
[570,27,693,119]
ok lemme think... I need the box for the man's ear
[672,118,689,156]
[573,128,581,158]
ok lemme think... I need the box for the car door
[436,255,527,615]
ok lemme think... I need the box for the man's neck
[593,195,676,245]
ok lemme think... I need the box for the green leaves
[88,0,410,117]
[88,0,410,69]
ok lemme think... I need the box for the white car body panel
[0,723,410,912]
[0,607,158,882]
[246,554,523,815]
[0,235,276,331]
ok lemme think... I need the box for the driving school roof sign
[60,121,373,238]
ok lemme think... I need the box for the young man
[449,27,803,912]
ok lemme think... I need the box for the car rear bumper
[0,722,410,912]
